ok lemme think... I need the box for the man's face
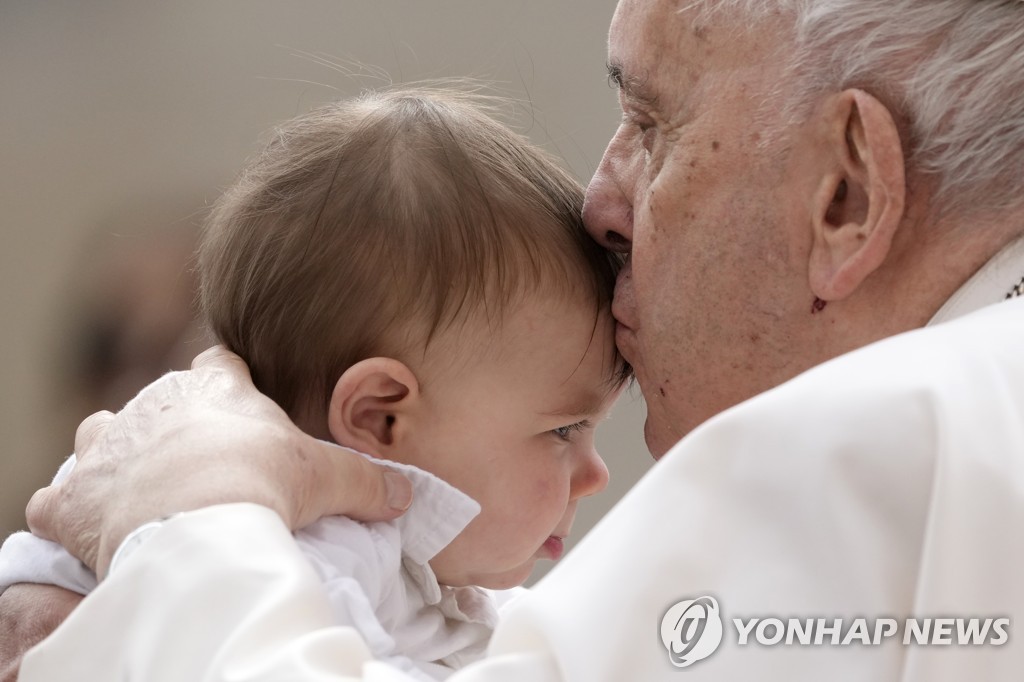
[585,0,825,457]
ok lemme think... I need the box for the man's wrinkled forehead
[609,0,786,105]
[609,0,687,61]
[608,0,706,99]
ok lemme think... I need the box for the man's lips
[611,261,637,330]
[614,318,637,363]
[611,288,638,332]
[611,303,635,331]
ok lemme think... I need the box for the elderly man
[6,0,1024,679]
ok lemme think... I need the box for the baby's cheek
[525,476,570,524]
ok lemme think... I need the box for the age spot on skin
[711,141,720,151]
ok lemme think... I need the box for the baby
[0,88,629,679]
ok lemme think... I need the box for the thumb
[291,440,414,529]
[27,482,105,574]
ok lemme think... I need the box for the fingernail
[384,471,413,512]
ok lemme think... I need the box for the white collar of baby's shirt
[347,448,500,627]
[336,447,482,564]
[402,555,500,628]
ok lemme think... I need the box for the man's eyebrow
[606,60,658,107]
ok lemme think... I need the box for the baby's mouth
[541,535,564,560]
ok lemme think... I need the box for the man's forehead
[609,0,781,105]
[610,0,695,47]
[608,0,699,98]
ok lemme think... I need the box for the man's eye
[552,420,590,442]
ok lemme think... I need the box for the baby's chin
[435,558,537,591]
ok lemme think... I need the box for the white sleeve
[0,454,97,596]
[20,304,1024,681]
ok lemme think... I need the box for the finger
[27,487,100,573]
[295,442,413,527]
[73,411,114,459]
[25,486,58,542]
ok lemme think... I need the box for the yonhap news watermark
[660,596,1011,669]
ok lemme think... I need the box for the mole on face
[711,141,720,151]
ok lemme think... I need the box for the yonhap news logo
[660,595,1010,670]
[659,596,724,668]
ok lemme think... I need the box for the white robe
[20,239,1024,681]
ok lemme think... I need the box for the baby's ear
[328,358,420,457]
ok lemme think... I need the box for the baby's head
[200,87,629,588]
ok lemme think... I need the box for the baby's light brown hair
[200,87,623,423]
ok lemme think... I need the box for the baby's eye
[552,420,591,442]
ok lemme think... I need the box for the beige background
[0,0,651,581]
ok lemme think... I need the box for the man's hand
[25,346,413,578]
[0,584,83,682]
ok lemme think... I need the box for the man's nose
[570,447,610,500]
[583,141,634,252]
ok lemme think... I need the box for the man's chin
[643,416,676,461]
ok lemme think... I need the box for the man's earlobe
[808,89,906,302]
[327,358,419,457]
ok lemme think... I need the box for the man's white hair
[688,0,1024,219]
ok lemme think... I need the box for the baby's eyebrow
[541,389,609,419]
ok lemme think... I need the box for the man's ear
[808,89,906,301]
[327,358,419,458]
